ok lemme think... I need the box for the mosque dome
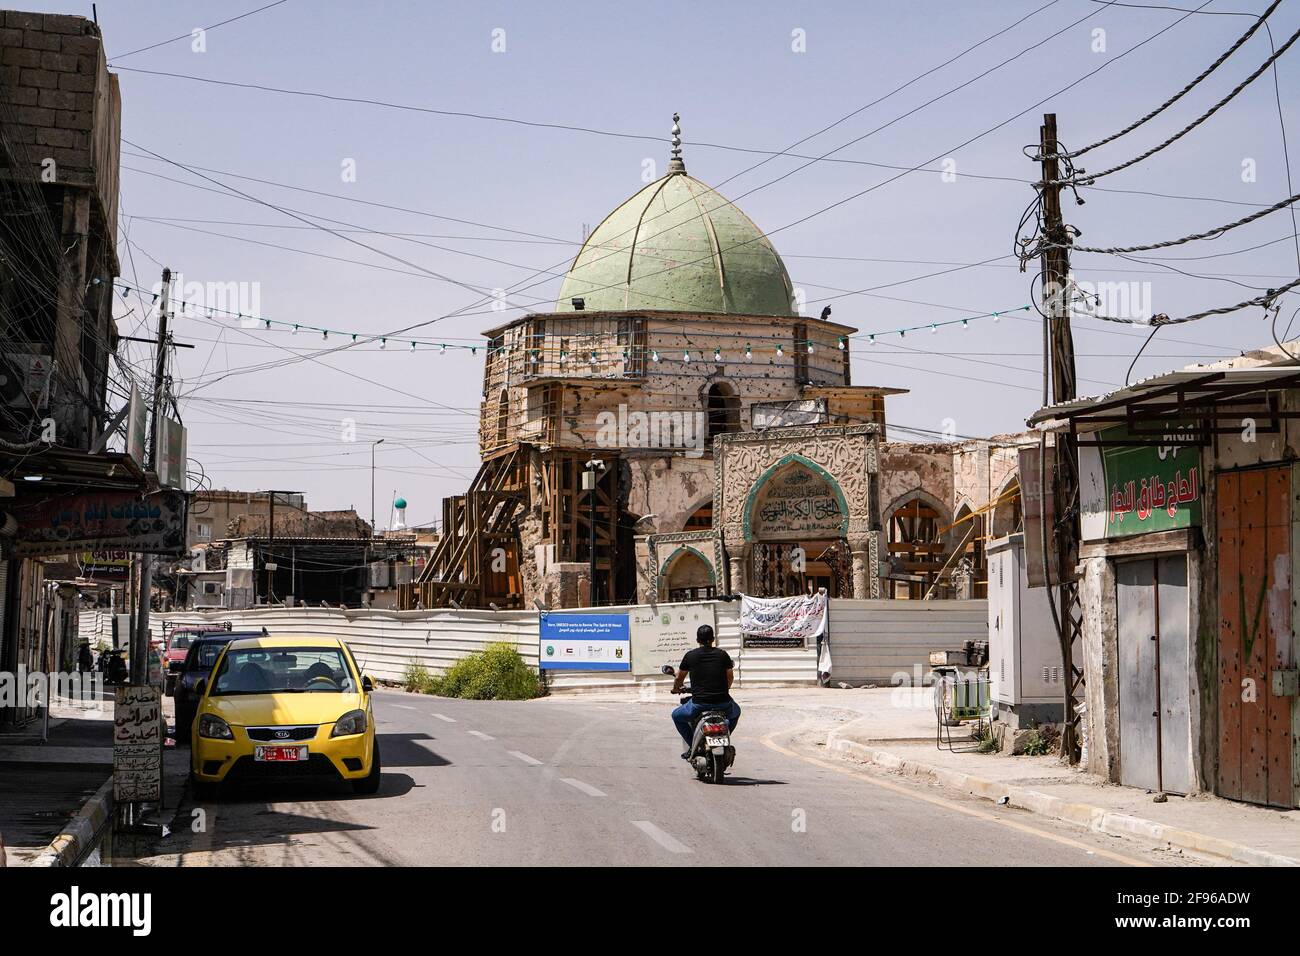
[555,114,796,317]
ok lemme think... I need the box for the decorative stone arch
[882,488,953,600]
[660,545,716,582]
[741,453,850,543]
[655,546,717,598]
[681,495,715,532]
[882,487,951,528]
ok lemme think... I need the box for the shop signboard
[1084,424,1202,540]
[79,549,132,581]
[10,489,189,557]
[113,684,162,802]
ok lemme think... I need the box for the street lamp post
[371,439,385,534]
[584,458,604,606]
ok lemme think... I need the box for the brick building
[404,119,1030,610]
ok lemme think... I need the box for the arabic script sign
[114,685,162,802]
[750,466,844,540]
[1100,426,1202,539]
[10,489,188,557]
[740,592,827,648]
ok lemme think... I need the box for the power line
[1045,0,1283,161]
[1068,20,1300,184]
[110,0,295,60]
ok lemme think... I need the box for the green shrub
[403,662,437,695]
[972,723,1001,754]
[434,643,540,700]
[1021,726,1059,757]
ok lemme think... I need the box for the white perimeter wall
[79,598,989,691]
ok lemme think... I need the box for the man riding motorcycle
[670,624,741,759]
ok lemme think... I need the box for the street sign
[125,385,146,467]
[538,612,631,671]
[157,415,187,489]
[113,685,162,803]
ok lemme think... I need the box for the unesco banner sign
[538,612,631,671]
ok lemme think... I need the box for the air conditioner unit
[0,350,51,411]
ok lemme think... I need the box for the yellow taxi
[189,635,380,798]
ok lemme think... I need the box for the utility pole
[131,267,170,685]
[1038,113,1084,763]
[370,438,384,533]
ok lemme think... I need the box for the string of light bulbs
[113,280,1029,360]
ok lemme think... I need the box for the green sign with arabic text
[1101,425,1202,538]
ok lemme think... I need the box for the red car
[163,623,232,695]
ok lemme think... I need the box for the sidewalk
[0,698,114,866]
[1,693,188,866]
[824,688,1300,866]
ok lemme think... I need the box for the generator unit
[986,533,1064,729]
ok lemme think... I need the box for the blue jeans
[672,698,741,746]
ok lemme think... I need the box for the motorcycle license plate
[255,745,308,762]
[706,735,729,748]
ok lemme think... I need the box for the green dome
[556,166,796,317]
[393,497,407,509]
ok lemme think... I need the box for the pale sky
[25,0,1300,528]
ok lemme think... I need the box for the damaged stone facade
[409,150,1031,610]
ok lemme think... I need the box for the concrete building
[404,118,1028,611]
[187,489,305,548]
[1031,338,1300,809]
[0,10,161,727]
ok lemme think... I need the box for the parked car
[163,623,232,695]
[189,635,380,799]
[173,630,265,741]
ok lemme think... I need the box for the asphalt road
[128,690,1204,867]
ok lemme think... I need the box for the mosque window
[706,382,740,442]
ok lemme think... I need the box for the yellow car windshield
[212,647,355,695]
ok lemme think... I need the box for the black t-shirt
[679,645,734,704]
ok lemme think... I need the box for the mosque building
[401,117,1030,611]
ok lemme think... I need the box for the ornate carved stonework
[645,529,724,605]
[712,425,880,549]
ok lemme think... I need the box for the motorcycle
[661,664,736,784]
[99,648,128,685]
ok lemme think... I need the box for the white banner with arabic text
[739,593,827,648]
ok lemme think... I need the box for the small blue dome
[393,497,407,509]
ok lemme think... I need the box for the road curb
[28,777,113,868]
[824,728,1300,867]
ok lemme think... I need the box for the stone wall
[0,9,120,226]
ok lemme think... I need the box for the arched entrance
[950,502,987,599]
[705,381,740,443]
[661,546,716,602]
[885,493,950,599]
[742,455,851,598]
[990,477,1023,538]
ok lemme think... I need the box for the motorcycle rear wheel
[709,753,726,784]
